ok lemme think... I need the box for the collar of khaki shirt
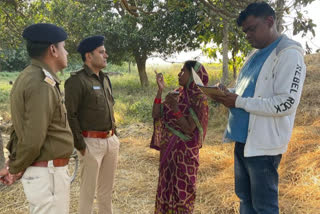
[31,59,61,85]
[83,64,105,79]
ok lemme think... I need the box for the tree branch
[114,1,125,17]
[196,0,237,19]
[120,0,139,17]
[120,0,158,17]
[0,8,21,36]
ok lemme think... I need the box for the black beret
[77,36,105,55]
[22,23,67,43]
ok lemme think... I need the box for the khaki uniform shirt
[7,59,74,174]
[64,65,115,151]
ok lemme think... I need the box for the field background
[0,53,320,213]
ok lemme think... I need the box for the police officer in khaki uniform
[65,36,120,214]
[3,23,74,214]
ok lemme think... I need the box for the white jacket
[223,35,306,157]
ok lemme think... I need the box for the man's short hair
[237,2,276,26]
[81,53,86,62]
[26,40,58,58]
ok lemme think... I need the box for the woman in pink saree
[151,61,209,213]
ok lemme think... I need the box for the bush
[0,45,29,72]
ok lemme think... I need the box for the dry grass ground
[2,121,319,214]
[0,122,237,214]
[295,53,320,125]
[1,53,320,213]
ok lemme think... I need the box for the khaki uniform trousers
[79,135,120,214]
[21,164,70,214]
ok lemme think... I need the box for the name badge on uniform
[93,86,101,90]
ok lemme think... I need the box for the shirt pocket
[88,89,106,110]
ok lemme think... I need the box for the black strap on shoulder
[105,74,112,93]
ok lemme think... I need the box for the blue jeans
[234,142,282,214]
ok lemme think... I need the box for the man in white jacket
[213,2,306,214]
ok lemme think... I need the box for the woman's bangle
[154,98,161,104]
[173,111,183,119]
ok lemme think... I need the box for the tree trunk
[275,0,285,33]
[135,55,149,87]
[232,53,237,80]
[221,19,229,84]
[128,61,131,73]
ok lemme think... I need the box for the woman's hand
[152,70,164,119]
[155,70,165,91]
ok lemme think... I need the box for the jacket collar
[276,34,303,55]
[84,64,96,76]
[31,59,61,84]
[83,64,104,79]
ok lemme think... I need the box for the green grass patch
[0,72,18,116]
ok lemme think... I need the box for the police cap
[22,23,67,43]
[77,36,105,55]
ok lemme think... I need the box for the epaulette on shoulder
[42,68,56,87]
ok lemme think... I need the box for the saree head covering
[151,61,209,213]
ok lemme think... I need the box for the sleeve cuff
[8,162,27,174]
[235,96,246,109]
